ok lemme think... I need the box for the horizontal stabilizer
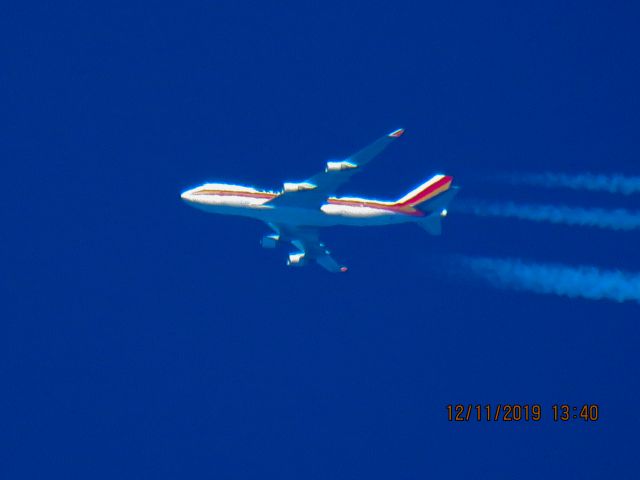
[419,213,442,235]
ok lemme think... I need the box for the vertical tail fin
[396,175,457,235]
[395,175,454,209]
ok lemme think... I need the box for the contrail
[455,256,640,304]
[498,172,640,195]
[455,200,640,231]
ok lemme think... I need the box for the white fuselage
[180,183,420,227]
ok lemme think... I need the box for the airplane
[180,128,458,272]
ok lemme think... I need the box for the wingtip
[388,128,405,138]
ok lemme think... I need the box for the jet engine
[261,234,279,249]
[283,182,317,192]
[286,252,307,267]
[326,160,357,172]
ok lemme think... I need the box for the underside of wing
[265,128,405,209]
[265,223,348,273]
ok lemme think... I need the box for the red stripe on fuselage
[327,198,425,216]
[193,189,278,199]
[193,186,449,217]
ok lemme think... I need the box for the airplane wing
[265,128,405,209]
[269,223,347,273]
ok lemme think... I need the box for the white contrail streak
[455,200,640,231]
[499,173,640,195]
[456,256,640,304]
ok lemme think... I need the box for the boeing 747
[181,128,458,272]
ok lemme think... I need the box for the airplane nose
[180,190,193,202]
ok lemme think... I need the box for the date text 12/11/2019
[446,404,599,422]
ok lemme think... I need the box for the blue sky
[2,1,639,478]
